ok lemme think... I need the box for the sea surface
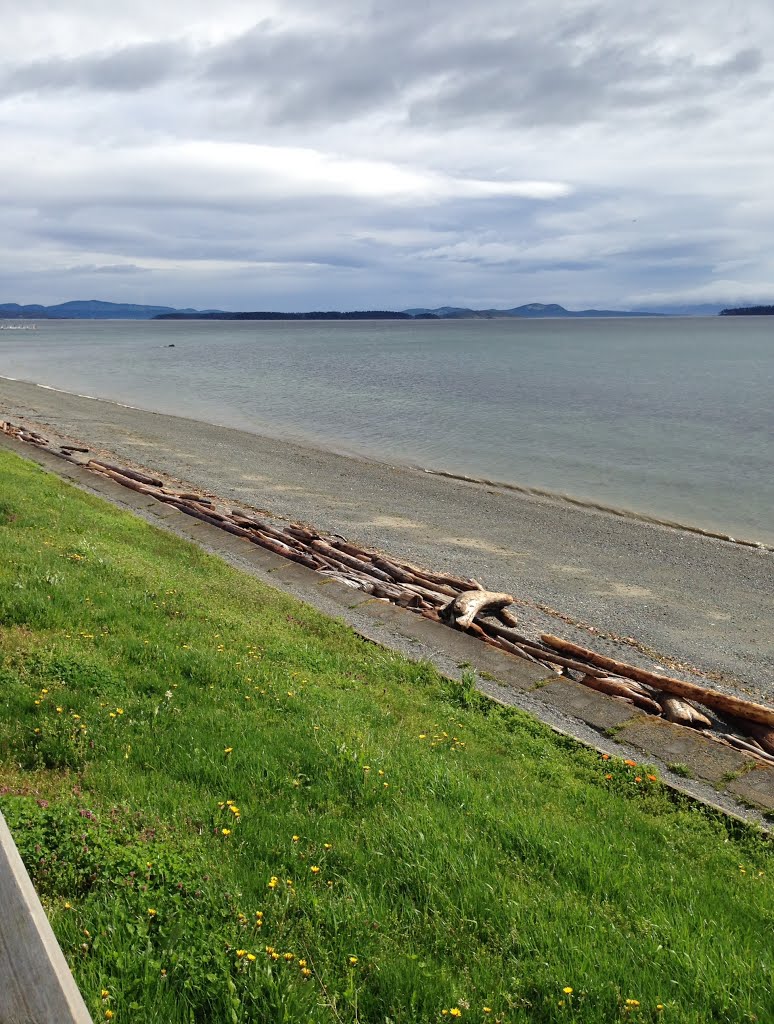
[1,317,772,544]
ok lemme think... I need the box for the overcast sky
[1,0,773,311]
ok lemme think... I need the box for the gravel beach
[2,376,772,699]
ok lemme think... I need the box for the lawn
[0,448,771,1024]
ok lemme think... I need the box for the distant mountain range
[0,300,205,320]
[0,298,736,320]
[402,302,661,318]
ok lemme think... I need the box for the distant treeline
[155,310,439,321]
[719,305,774,316]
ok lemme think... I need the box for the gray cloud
[1,0,773,310]
[1,40,190,96]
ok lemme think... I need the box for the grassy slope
[0,448,771,1024]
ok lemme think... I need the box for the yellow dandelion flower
[323,843,332,850]
[56,707,63,713]
[224,747,233,754]
[236,949,246,958]
[246,953,256,962]
[363,765,371,771]
[101,989,110,999]
[116,709,124,715]
[625,999,640,1007]
[284,952,294,961]
[299,959,307,968]
[449,1010,462,1019]
[301,967,312,978]
[310,865,321,874]
[270,952,280,961]
[268,877,279,889]
[292,834,300,842]
[147,908,157,916]
[105,1012,114,1021]
[222,828,231,836]
[563,987,573,995]
[348,956,358,965]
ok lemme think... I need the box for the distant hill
[1,298,670,321]
[402,302,662,318]
[719,305,774,316]
[156,310,415,321]
[0,300,205,320]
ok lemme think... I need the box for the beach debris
[4,416,774,764]
[659,696,713,730]
[541,635,774,729]
[88,459,164,487]
[441,590,515,629]
[580,673,663,714]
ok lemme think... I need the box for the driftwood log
[442,590,515,630]
[659,696,712,730]
[541,635,774,729]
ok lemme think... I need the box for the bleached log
[659,696,712,729]
[541,634,774,728]
[580,674,662,714]
[442,590,514,630]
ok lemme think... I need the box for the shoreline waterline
[2,372,772,553]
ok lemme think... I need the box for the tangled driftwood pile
[3,418,774,766]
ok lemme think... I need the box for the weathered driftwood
[719,716,774,756]
[581,674,662,714]
[495,635,544,664]
[541,634,774,729]
[722,734,774,764]
[442,590,514,630]
[88,460,163,487]
[659,696,712,729]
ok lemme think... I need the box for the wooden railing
[0,810,94,1024]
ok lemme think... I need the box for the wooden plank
[0,810,94,1024]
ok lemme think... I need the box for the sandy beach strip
[1,375,772,699]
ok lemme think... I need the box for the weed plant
[0,450,771,1023]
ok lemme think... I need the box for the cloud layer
[1,0,773,310]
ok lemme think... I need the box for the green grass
[0,448,772,1024]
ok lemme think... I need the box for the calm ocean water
[1,317,772,544]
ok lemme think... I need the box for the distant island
[1,298,665,321]
[719,305,774,316]
[157,302,663,321]
[156,310,418,321]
